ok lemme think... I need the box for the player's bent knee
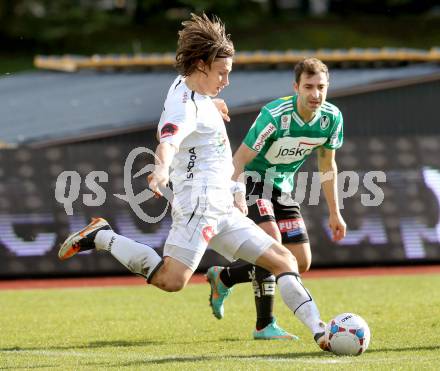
[149,267,188,292]
[298,260,311,274]
[280,248,298,272]
[257,242,298,275]
[285,242,311,273]
[149,255,193,292]
[153,275,187,292]
[281,254,297,272]
[273,242,297,262]
[162,281,186,292]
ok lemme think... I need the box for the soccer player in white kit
[58,13,328,350]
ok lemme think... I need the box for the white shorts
[163,186,276,271]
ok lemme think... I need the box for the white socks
[94,230,162,281]
[277,273,324,335]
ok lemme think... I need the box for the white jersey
[158,76,234,194]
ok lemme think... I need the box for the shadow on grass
[89,344,440,368]
[6,341,438,368]
[174,337,243,344]
[0,366,58,370]
[4,344,440,368]
[0,337,244,353]
[96,345,440,368]
[0,352,325,370]
[0,339,163,352]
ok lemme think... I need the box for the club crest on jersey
[320,115,330,130]
[281,114,291,130]
[202,225,215,242]
[214,131,227,153]
[182,92,188,103]
[160,123,179,138]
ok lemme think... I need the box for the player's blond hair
[295,58,329,84]
[175,13,235,77]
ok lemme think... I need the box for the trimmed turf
[1,274,439,370]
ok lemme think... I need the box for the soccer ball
[325,313,371,356]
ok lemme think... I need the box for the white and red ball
[325,313,371,356]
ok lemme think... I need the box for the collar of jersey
[292,95,322,127]
[181,78,208,99]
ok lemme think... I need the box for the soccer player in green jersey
[207,57,347,340]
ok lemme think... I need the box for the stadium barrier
[34,48,440,72]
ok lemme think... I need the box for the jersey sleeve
[324,111,344,150]
[157,94,197,149]
[242,107,278,152]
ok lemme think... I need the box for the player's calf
[60,218,164,283]
[96,231,164,283]
[276,271,326,347]
[255,243,326,349]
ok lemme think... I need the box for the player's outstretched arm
[148,142,177,198]
[317,147,346,241]
[231,144,258,214]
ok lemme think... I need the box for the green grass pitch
[1,274,439,370]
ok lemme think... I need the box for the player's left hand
[328,213,346,242]
[233,191,248,215]
[212,98,230,122]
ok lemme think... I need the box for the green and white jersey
[243,94,343,193]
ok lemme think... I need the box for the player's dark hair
[294,58,329,84]
[175,13,235,77]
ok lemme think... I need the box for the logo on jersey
[281,115,291,130]
[186,147,196,179]
[320,115,330,130]
[214,131,227,154]
[253,123,276,152]
[256,199,275,217]
[182,92,188,103]
[274,145,314,158]
[277,218,306,237]
[160,123,179,139]
[202,225,215,242]
[264,136,327,164]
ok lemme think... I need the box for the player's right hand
[147,166,169,198]
[234,191,248,215]
[212,98,230,122]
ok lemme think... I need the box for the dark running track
[1,265,439,290]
